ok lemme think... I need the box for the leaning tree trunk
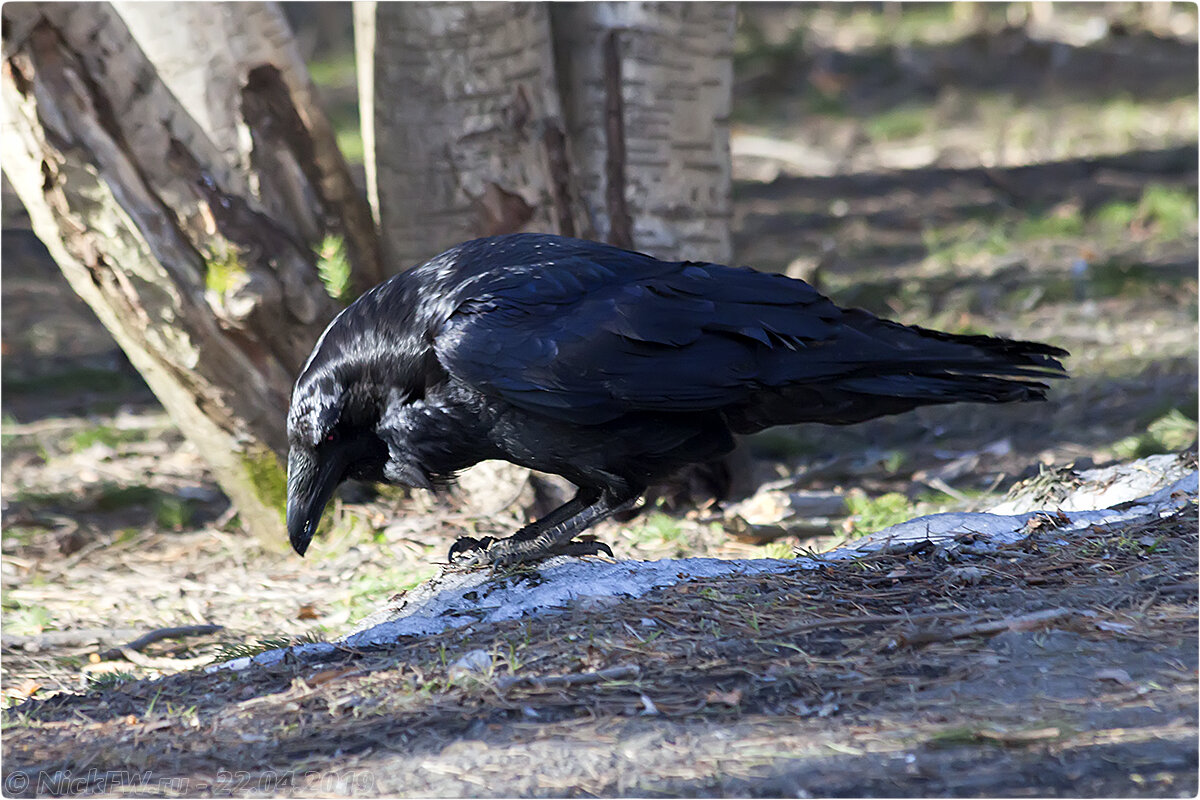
[1,2,376,546]
[112,1,383,295]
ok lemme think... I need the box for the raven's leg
[448,487,638,567]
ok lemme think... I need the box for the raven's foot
[447,535,613,568]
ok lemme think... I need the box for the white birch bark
[551,2,736,263]
[355,1,587,271]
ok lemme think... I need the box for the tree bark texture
[550,2,736,264]
[359,1,734,271]
[1,3,365,545]
[356,1,587,271]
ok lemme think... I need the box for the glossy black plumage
[286,233,1067,563]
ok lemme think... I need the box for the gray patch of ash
[212,453,1196,672]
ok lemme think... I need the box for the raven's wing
[433,251,860,425]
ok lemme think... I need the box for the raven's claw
[446,535,613,568]
[447,535,495,564]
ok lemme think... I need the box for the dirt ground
[2,4,1198,798]
[3,507,1196,797]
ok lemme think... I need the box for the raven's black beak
[286,446,346,556]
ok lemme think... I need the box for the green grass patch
[86,670,139,690]
[341,564,439,621]
[5,603,55,636]
[316,234,354,304]
[1095,184,1197,241]
[845,491,914,536]
[1014,209,1085,240]
[213,631,326,663]
[624,512,689,550]
[865,105,929,141]
[1112,407,1198,460]
[759,540,797,559]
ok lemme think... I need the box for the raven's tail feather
[728,323,1068,433]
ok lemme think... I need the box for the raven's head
[285,374,390,557]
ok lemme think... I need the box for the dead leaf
[306,667,356,687]
[7,678,41,700]
[297,603,320,621]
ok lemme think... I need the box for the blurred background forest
[2,2,1197,700]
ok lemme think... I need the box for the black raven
[286,233,1066,565]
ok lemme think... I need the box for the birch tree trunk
[357,1,734,271]
[1,2,373,545]
[550,2,736,264]
[356,1,587,271]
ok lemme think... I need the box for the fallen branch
[772,609,974,638]
[496,664,640,692]
[114,647,215,671]
[901,608,1080,646]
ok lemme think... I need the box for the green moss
[204,245,247,296]
[242,445,288,520]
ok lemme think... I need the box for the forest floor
[2,4,1198,797]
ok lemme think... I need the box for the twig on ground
[901,607,1082,646]
[496,664,640,692]
[115,647,214,671]
[772,609,974,638]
